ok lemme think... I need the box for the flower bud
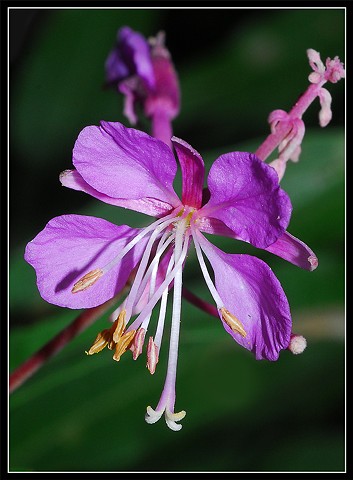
[105,27,180,127]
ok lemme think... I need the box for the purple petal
[118,77,140,125]
[73,121,181,210]
[265,231,319,271]
[24,215,149,309]
[197,216,239,237]
[171,137,205,209]
[60,169,175,218]
[197,234,292,360]
[105,26,155,89]
[105,48,130,84]
[197,217,318,271]
[200,152,292,249]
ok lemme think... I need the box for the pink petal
[24,215,149,309]
[198,217,318,271]
[73,121,181,209]
[171,137,205,209]
[198,234,292,360]
[265,231,318,271]
[60,169,175,218]
[200,152,292,249]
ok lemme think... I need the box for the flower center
[77,203,245,431]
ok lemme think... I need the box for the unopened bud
[318,87,332,127]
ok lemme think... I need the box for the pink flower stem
[254,122,292,162]
[9,297,117,394]
[255,81,325,162]
[150,108,173,149]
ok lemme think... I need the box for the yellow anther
[85,329,111,355]
[113,330,136,362]
[72,268,103,293]
[86,310,128,355]
[107,339,116,351]
[112,310,127,343]
[220,307,247,338]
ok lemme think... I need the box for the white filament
[191,227,223,308]
[101,211,179,275]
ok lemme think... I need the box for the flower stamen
[113,330,136,362]
[220,307,247,337]
[85,329,111,355]
[154,254,175,348]
[192,228,223,307]
[130,327,146,360]
[101,211,180,276]
[72,268,103,293]
[147,336,159,374]
[86,310,128,354]
[112,310,127,343]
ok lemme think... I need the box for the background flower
[10,8,345,472]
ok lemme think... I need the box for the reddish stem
[255,80,325,162]
[9,298,116,394]
[255,122,292,162]
[182,287,218,317]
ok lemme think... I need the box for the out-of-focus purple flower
[105,26,155,88]
[25,122,317,430]
[105,27,180,135]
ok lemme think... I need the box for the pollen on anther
[112,310,127,343]
[220,307,247,338]
[72,268,103,293]
[86,329,110,355]
[113,330,136,362]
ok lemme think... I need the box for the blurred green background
[9,8,345,472]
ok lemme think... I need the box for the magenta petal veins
[200,151,292,248]
[73,121,181,208]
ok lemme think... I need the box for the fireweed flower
[105,27,180,146]
[25,122,317,430]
